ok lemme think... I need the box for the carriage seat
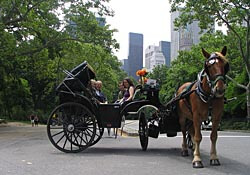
[132,84,144,101]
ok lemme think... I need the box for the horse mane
[215,52,228,63]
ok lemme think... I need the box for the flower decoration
[136,68,148,76]
[136,68,148,85]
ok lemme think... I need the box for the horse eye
[208,59,216,64]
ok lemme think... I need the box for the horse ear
[221,46,227,56]
[202,48,210,59]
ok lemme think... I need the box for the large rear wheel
[89,123,104,146]
[47,102,96,153]
[138,112,148,151]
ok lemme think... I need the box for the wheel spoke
[50,127,64,130]
[80,131,84,145]
[51,130,64,137]
[85,129,93,137]
[70,133,73,151]
[73,133,80,146]
[84,130,89,143]
[56,133,66,144]
[62,133,68,149]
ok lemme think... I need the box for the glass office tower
[128,32,143,80]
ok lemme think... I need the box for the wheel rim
[47,102,96,153]
[139,112,148,151]
[89,122,104,146]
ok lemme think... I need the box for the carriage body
[47,61,181,153]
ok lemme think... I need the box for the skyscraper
[145,45,166,72]
[121,59,129,74]
[159,41,171,67]
[171,11,211,61]
[128,32,143,80]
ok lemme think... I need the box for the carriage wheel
[68,120,104,147]
[139,112,148,151]
[89,123,104,146]
[47,102,96,153]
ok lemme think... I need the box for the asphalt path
[0,123,250,175]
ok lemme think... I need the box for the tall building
[145,45,166,72]
[171,11,180,60]
[171,11,210,61]
[96,17,106,27]
[121,59,129,74]
[159,41,171,67]
[128,32,143,80]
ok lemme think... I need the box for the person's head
[123,78,134,88]
[119,82,125,91]
[96,80,102,90]
[90,79,96,89]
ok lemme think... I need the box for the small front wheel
[138,112,148,151]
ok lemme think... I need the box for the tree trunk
[247,84,250,121]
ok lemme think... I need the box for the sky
[106,0,171,61]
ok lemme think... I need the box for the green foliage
[221,119,250,130]
[169,0,250,118]
[0,0,125,120]
[157,45,204,103]
[149,29,247,118]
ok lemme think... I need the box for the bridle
[196,53,228,103]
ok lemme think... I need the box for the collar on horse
[195,70,214,103]
[195,69,225,103]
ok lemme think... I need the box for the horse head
[202,46,229,98]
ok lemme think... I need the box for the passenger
[95,80,108,104]
[95,80,110,135]
[120,78,134,103]
[90,79,96,89]
[115,82,125,103]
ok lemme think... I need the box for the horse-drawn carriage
[47,47,229,168]
[47,61,182,153]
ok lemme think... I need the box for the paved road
[0,123,250,175]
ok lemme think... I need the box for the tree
[169,0,250,119]
[0,0,123,119]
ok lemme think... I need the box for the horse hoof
[181,150,189,157]
[193,161,204,168]
[210,159,221,166]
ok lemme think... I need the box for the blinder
[204,53,229,77]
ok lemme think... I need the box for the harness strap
[209,75,225,87]
[165,81,196,107]
[183,96,193,116]
[195,81,213,103]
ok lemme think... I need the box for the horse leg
[210,119,221,166]
[192,115,203,168]
[181,129,189,156]
[188,125,195,150]
[180,117,189,156]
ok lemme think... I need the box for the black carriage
[47,61,182,153]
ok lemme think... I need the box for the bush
[12,105,31,121]
[221,119,250,130]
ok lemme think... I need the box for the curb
[117,128,139,137]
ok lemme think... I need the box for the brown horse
[176,46,229,168]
